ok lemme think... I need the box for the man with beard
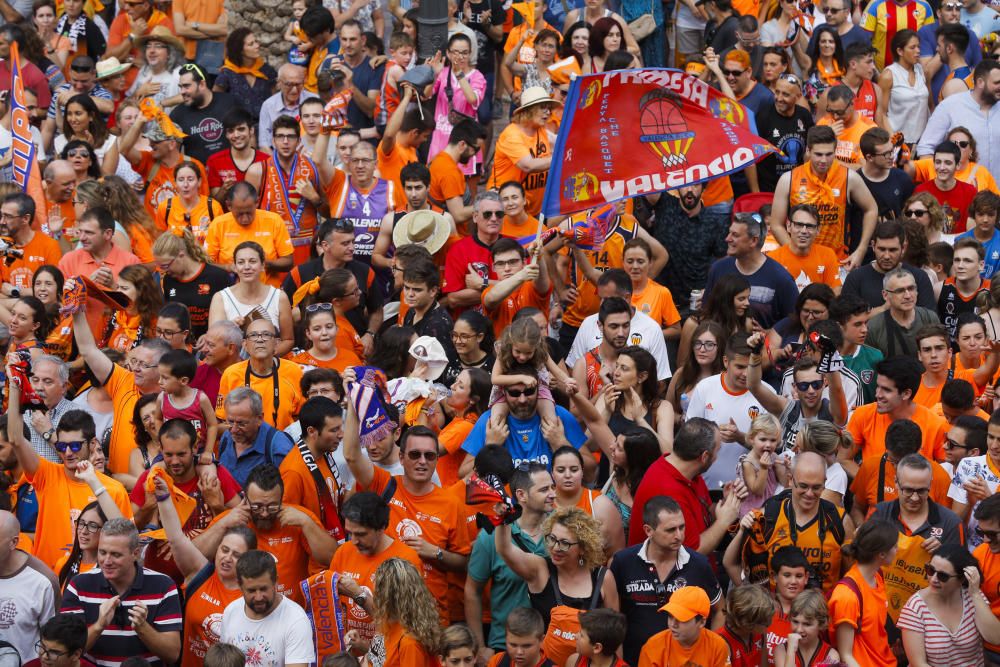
[648,183,729,319]
[169,64,239,164]
[194,464,336,606]
[572,296,632,399]
[328,492,421,655]
[206,108,268,202]
[755,74,814,193]
[919,0,983,101]
[612,495,722,667]
[279,397,346,543]
[344,400,469,621]
[429,119,487,227]
[0,192,60,296]
[129,419,241,582]
[219,550,313,667]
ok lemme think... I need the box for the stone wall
[225,0,294,66]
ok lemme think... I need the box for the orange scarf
[801,158,838,201]
[140,467,197,541]
[817,58,845,86]
[223,58,268,79]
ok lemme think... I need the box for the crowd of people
[1,0,1000,665]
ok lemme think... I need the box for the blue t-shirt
[461,405,587,467]
[704,256,800,330]
[218,423,294,487]
[919,23,983,102]
[740,83,775,124]
[959,228,1000,280]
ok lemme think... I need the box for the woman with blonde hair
[100,175,160,264]
[152,228,232,341]
[104,265,163,351]
[374,557,442,666]
[903,191,952,243]
[495,506,617,667]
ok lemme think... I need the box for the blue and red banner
[542,68,779,217]
[9,41,36,191]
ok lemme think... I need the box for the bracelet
[94,487,107,498]
[155,493,170,502]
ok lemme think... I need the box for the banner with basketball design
[542,68,779,217]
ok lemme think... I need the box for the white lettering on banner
[598,147,756,200]
[601,70,711,109]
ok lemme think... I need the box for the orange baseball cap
[659,586,711,622]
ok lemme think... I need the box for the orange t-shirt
[429,151,466,228]
[105,363,142,474]
[215,359,303,430]
[766,244,843,291]
[205,503,322,605]
[383,621,442,667]
[279,443,343,540]
[377,140,418,194]
[155,195,223,245]
[489,124,552,216]
[27,458,133,569]
[173,0,225,59]
[637,627,732,667]
[360,466,471,620]
[334,313,366,362]
[130,152,208,218]
[631,281,681,330]
[828,565,896,667]
[329,540,422,644]
[849,455,953,515]
[846,402,949,462]
[181,571,242,667]
[0,230,62,292]
[501,215,539,248]
[437,414,477,487]
[53,554,95,586]
[483,280,551,338]
[915,368,980,408]
[286,347,363,373]
[203,210,294,288]
[975,542,1000,653]
[817,115,877,168]
[107,10,174,89]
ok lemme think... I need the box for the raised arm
[153,476,209,580]
[746,334,790,416]
[493,521,548,591]
[72,309,115,385]
[5,373,41,477]
[343,386,375,489]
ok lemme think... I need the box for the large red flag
[542,68,779,217]
[8,41,36,191]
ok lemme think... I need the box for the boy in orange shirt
[638,586,732,667]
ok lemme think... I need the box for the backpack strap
[380,476,398,505]
[588,566,607,609]
[185,561,217,607]
[207,197,218,221]
[876,454,888,504]
[165,196,173,226]
[263,427,279,466]
[836,575,863,626]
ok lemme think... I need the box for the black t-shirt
[841,262,937,310]
[170,91,242,164]
[162,263,233,339]
[466,0,505,74]
[610,544,722,667]
[755,104,814,193]
[859,168,915,221]
[706,14,741,53]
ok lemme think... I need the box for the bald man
[258,64,316,153]
[726,452,855,592]
[0,510,59,661]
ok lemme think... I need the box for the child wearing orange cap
[638,586,732,667]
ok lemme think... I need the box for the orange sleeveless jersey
[562,214,636,327]
[788,162,849,257]
[259,155,320,265]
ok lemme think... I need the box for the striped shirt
[896,589,985,667]
[861,0,935,69]
[61,566,183,667]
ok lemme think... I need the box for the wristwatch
[42,429,54,442]
[353,591,367,606]
[435,548,444,561]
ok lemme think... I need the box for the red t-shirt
[205,148,269,189]
[191,363,223,409]
[129,467,242,531]
[628,456,711,549]
[442,232,497,316]
[915,179,978,233]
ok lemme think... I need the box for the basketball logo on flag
[638,90,695,169]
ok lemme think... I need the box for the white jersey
[948,454,1000,549]
[566,311,672,380]
[686,373,775,489]
[220,595,315,667]
[0,555,56,662]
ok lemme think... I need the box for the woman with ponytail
[829,518,899,667]
[152,228,233,340]
[99,176,161,264]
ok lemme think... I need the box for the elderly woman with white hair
[127,27,184,111]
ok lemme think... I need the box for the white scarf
[55,14,87,50]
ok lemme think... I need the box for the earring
[579,558,585,567]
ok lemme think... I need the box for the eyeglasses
[822,5,844,12]
[0,212,25,220]
[273,133,298,142]
[332,218,354,233]
[898,485,930,498]
[349,157,375,164]
[953,140,971,148]
[35,642,70,661]
[280,80,305,88]
[155,327,185,337]
[504,386,537,398]
[885,284,917,295]
[479,210,503,219]
[448,49,471,57]
[179,63,206,80]
[493,258,524,269]
[336,286,362,299]
[54,440,85,453]
[225,418,255,429]
[944,437,969,451]
[305,302,333,313]
[924,563,957,583]
[976,526,1000,541]
[693,340,718,351]
[723,68,746,78]
[405,450,438,461]
[791,479,824,494]
[544,534,579,551]
[737,31,761,45]
[127,358,158,370]
[452,332,479,342]
[869,149,895,160]
[789,219,819,231]
[795,379,824,392]
[66,149,90,158]
[245,331,276,341]
[75,518,102,533]
[248,502,281,514]
[904,208,929,218]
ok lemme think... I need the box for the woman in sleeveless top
[595,346,673,450]
[503,28,559,94]
[104,265,162,353]
[552,447,625,557]
[600,430,661,545]
[495,508,617,667]
[56,502,111,591]
[127,394,163,489]
[877,30,928,145]
[667,320,726,423]
[151,474,257,667]
[208,241,294,356]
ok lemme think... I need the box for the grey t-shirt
[866,307,940,358]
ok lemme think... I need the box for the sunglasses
[778,73,802,86]
[405,450,438,461]
[723,68,746,78]
[55,440,86,453]
[180,62,206,80]
[795,379,824,392]
[67,150,90,158]
[479,210,503,219]
[976,526,1000,541]
[924,563,959,583]
[305,302,333,313]
[505,386,537,398]
[904,209,929,217]
[953,140,970,148]
[332,218,354,233]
